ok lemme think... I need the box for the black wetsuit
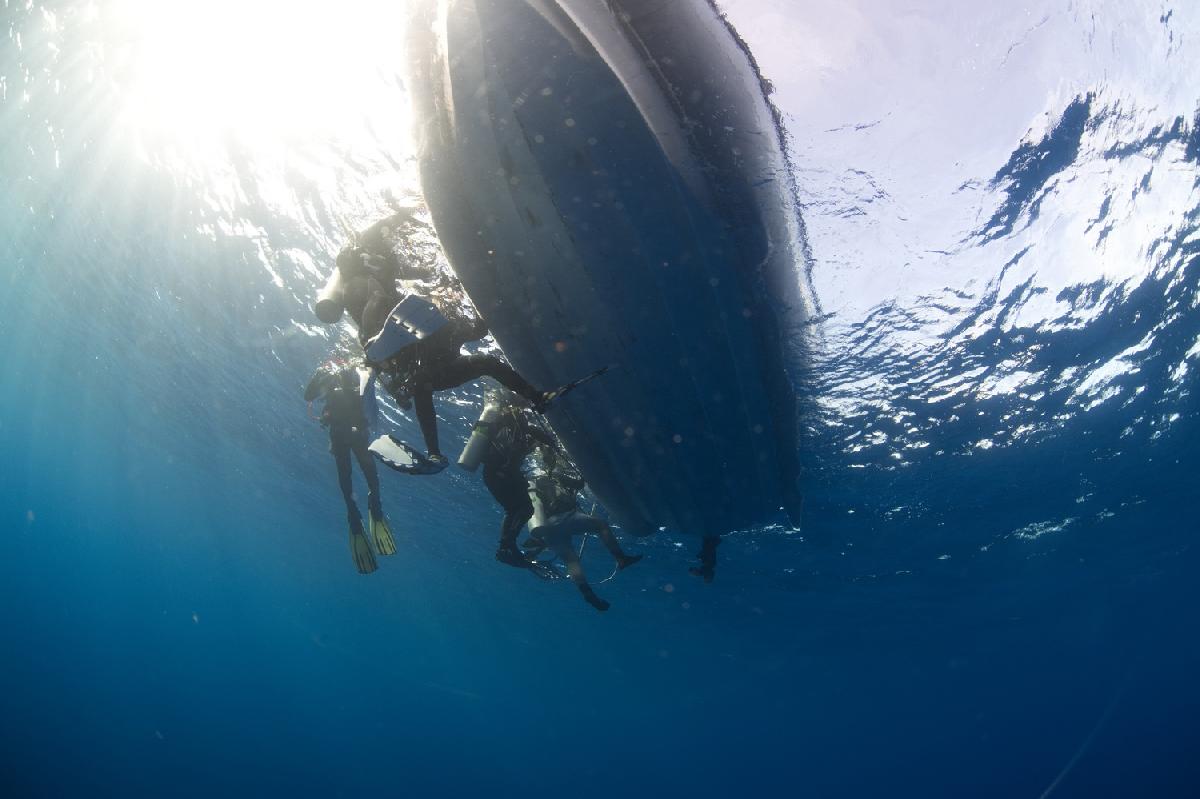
[316,367,381,520]
[337,213,426,345]
[481,409,555,550]
[334,215,543,455]
[392,317,544,459]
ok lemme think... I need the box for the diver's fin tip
[369,510,397,557]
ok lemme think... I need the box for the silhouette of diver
[305,361,396,574]
[315,212,546,467]
[467,389,558,567]
[525,445,641,611]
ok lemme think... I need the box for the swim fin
[369,509,397,556]
[527,559,565,581]
[579,584,610,612]
[369,434,449,475]
[349,517,378,574]
[521,535,548,559]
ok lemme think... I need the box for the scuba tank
[457,396,504,471]
[314,266,346,324]
[315,245,374,324]
[528,480,549,533]
[528,443,559,532]
[527,448,583,533]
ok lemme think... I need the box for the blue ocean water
[2,2,1199,797]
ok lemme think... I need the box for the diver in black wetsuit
[330,212,429,345]
[385,317,547,468]
[476,391,557,568]
[305,362,396,574]
[315,213,547,467]
[525,445,641,612]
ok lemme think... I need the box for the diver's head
[304,358,345,401]
[337,365,358,392]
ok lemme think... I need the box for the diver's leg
[498,499,534,564]
[351,434,383,515]
[499,504,528,547]
[360,281,396,343]
[502,499,535,545]
[352,432,395,556]
[494,507,531,567]
[429,354,541,403]
[553,540,608,612]
[486,466,534,567]
[332,441,358,518]
[498,476,534,548]
[331,432,378,571]
[590,519,642,570]
[412,386,441,458]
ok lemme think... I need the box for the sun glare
[111,0,409,153]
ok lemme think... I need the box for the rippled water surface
[2,1,1199,796]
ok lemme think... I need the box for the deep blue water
[3,2,1200,796]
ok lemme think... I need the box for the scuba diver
[305,360,396,574]
[524,445,641,612]
[313,212,548,469]
[459,388,557,568]
[315,211,431,345]
[370,308,548,469]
